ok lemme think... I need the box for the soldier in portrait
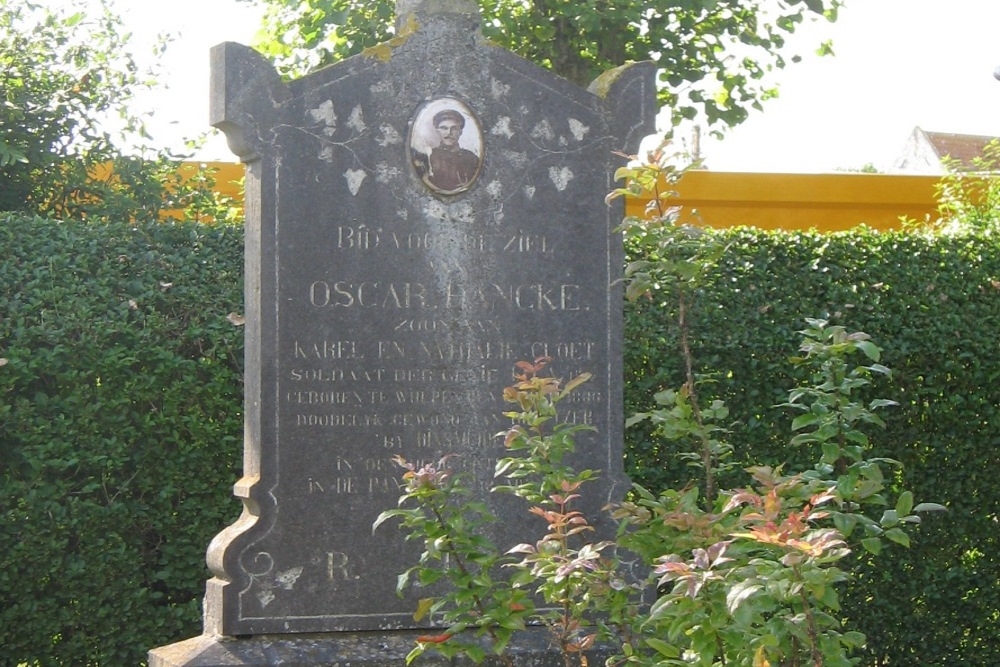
[411,106,481,194]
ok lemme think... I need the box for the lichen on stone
[587,62,637,99]
[361,14,420,62]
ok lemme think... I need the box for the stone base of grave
[149,627,613,666]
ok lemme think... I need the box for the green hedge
[0,215,244,665]
[625,226,1000,665]
[1,216,997,664]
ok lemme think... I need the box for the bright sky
[699,0,1000,172]
[116,0,264,160]
[122,0,1000,173]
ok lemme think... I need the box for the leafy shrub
[0,214,244,665]
[625,225,1000,664]
[383,329,933,666]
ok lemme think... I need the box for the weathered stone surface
[152,0,654,659]
[149,627,615,666]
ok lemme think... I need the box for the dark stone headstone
[151,0,654,663]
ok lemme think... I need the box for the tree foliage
[0,0,238,222]
[244,0,840,132]
[1,0,141,212]
[932,139,1000,233]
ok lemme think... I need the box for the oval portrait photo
[408,97,483,195]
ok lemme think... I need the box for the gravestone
[150,0,654,664]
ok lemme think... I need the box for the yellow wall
[156,162,245,221]
[624,171,940,232]
[189,161,245,202]
[195,162,940,232]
